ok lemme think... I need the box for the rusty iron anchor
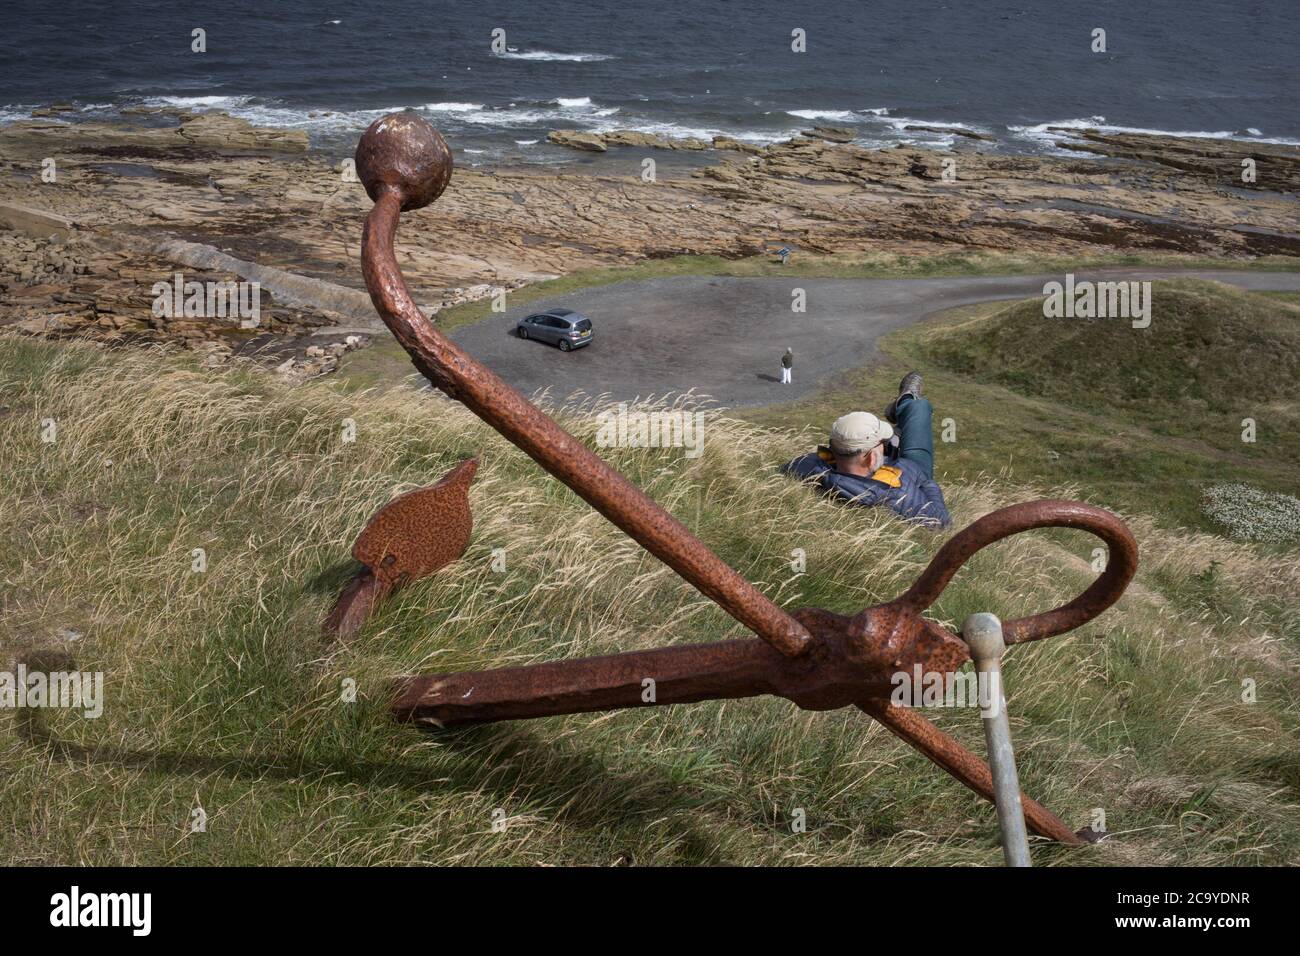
[353,111,1139,846]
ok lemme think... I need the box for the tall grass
[1,335,1296,865]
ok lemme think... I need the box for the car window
[574,318,592,331]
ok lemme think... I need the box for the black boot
[885,371,924,423]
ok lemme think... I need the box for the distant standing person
[780,347,794,384]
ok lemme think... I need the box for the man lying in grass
[781,372,951,528]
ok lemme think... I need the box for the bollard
[963,612,1031,867]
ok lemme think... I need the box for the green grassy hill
[919,280,1300,457]
[2,328,1297,866]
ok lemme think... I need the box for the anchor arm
[392,638,804,726]
[391,606,970,725]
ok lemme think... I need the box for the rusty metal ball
[355,111,453,211]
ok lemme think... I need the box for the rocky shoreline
[1,108,1297,373]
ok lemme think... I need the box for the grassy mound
[1,334,1297,865]
[918,280,1300,456]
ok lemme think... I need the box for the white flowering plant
[1201,483,1300,544]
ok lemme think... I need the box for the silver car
[515,308,594,351]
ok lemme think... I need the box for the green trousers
[891,396,935,480]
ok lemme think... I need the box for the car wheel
[517,327,528,340]
[558,339,571,352]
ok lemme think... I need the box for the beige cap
[829,411,893,455]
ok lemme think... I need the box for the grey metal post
[963,612,1031,867]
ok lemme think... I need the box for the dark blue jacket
[782,451,951,528]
